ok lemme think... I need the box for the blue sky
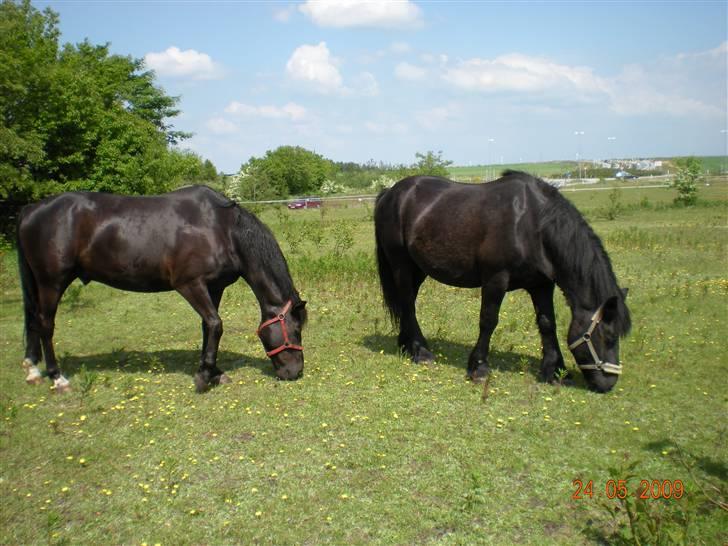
[36,1,727,172]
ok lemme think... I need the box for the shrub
[670,157,701,206]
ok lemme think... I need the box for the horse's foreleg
[178,281,228,393]
[468,278,507,382]
[528,284,566,382]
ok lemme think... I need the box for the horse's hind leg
[396,263,434,363]
[37,284,71,393]
[528,284,566,383]
[22,328,43,385]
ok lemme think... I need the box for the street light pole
[486,138,495,181]
[607,136,617,161]
[574,131,584,181]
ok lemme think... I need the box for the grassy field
[448,156,727,180]
[1,179,726,545]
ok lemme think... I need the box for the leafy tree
[412,150,453,177]
[0,0,203,206]
[671,156,701,206]
[235,146,335,200]
[0,0,59,201]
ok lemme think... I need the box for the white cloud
[390,41,412,55]
[421,53,449,66]
[439,50,723,119]
[443,53,606,95]
[415,104,460,130]
[205,117,238,135]
[273,4,297,22]
[395,61,426,81]
[299,0,423,28]
[144,46,223,80]
[353,72,379,96]
[286,42,344,94]
[364,121,408,134]
[676,40,727,60]
[225,101,308,122]
[606,65,722,118]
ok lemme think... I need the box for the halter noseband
[256,300,304,358]
[568,305,622,375]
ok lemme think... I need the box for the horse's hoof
[22,359,43,385]
[194,374,211,394]
[468,371,489,384]
[413,348,436,364]
[52,376,71,394]
[25,372,43,385]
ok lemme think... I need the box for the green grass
[1,181,726,545]
[449,161,576,180]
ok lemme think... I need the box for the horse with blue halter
[16,185,306,393]
[374,171,631,392]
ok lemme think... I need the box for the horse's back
[376,172,554,287]
[18,186,239,291]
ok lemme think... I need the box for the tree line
[228,149,453,201]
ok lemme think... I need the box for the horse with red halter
[374,171,631,393]
[17,185,306,393]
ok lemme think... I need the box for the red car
[287,197,322,209]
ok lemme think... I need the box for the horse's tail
[16,208,39,344]
[374,189,402,327]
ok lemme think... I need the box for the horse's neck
[555,274,597,314]
[238,254,295,318]
[249,278,293,318]
[233,210,296,317]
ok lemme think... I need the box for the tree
[671,157,701,206]
[235,146,335,200]
[0,0,199,204]
[0,0,60,201]
[412,150,453,177]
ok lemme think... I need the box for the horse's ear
[621,287,629,299]
[602,295,620,323]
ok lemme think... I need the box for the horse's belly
[80,261,173,292]
[408,241,482,287]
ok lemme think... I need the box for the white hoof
[22,358,43,385]
[53,375,71,394]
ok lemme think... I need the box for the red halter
[256,300,304,357]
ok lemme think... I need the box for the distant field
[1,180,726,544]
[449,155,727,180]
[450,161,576,179]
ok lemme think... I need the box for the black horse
[17,185,307,393]
[374,171,631,393]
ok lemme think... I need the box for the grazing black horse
[374,171,631,393]
[17,185,307,393]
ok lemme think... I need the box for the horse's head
[567,290,630,393]
[257,300,307,380]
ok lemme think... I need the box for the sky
[35,0,728,173]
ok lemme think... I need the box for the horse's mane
[504,171,631,336]
[232,204,305,319]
